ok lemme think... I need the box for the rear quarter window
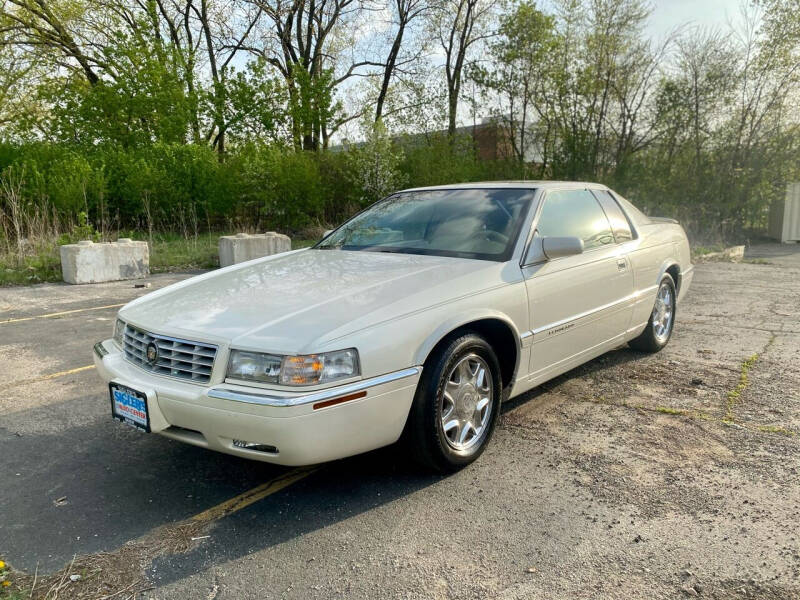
[593,190,635,242]
[612,193,651,228]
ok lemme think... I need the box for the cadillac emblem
[145,342,159,365]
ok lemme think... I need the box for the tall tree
[249,0,382,150]
[191,0,264,154]
[374,0,428,122]
[470,1,557,170]
[435,0,496,137]
[0,42,42,135]
[543,0,654,178]
[0,0,105,84]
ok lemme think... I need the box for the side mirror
[542,236,584,259]
[523,234,585,265]
[322,229,333,239]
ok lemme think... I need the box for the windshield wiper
[364,247,409,254]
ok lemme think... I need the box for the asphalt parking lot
[1,245,799,599]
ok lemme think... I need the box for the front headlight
[227,350,283,384]
[226,348,360,386]
[113,318,126,347]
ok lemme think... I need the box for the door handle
[617,258,627,271]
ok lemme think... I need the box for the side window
[593,190,634,242]
[536,189,614,251]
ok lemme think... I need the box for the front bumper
[94,340,421,466]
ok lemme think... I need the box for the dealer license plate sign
[110,383,150,432]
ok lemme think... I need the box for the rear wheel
[629,274,676,353]
[406,333,501,472]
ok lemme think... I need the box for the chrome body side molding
[524,284,659,338]
[207,367,422,407]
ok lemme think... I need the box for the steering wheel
[482,230,509,245]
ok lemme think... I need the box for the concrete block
[697,245,746,263]
[219,232,292,267]
[60,238,149,284]
[723,245,746,262]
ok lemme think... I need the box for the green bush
[2,134,789,246]
[227,144,324,230]
[399,133,525,187]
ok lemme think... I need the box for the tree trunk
[376,21,406,122]
[448,84,459,137]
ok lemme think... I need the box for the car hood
[120,249,504,353]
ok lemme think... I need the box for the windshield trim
[313,187,538,262]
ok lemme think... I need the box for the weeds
[0,559,25,599]
[2,519,204,600]
[724,353,759,422]
[0,212,101,285]
[723,335,776,423]
[756,425,797,437]
[146,232,221,272]
[0,244,62,285]
[654,406,689,416]
[584,396,712,421]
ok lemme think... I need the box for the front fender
[412,309,523,368]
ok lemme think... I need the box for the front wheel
[629,273,676,353]
[406,333,502,472]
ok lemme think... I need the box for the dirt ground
[0,244,798,599]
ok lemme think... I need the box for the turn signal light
[279,349,360,385]
[312,390,367,410]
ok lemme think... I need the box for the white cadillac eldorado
[94,182,693,471]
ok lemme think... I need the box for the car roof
[399,180,609,192]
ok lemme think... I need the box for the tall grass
[0,165,68,284]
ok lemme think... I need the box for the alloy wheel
[652,281,674,343]
[440,354,493,451]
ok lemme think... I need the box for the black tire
[405,332,502,472]
[628,273,677,353]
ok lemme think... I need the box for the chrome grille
[122,325,217,384]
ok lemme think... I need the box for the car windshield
[314,188,535,261]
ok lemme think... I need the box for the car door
[590,188,640,332]
[522,188,634,383]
